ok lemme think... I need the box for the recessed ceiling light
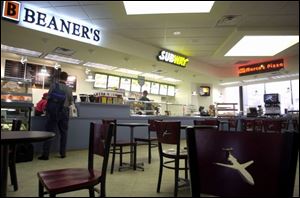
[115,68,142,75]
[219,81,241,86]
[1,44,42,57]
[44,54,82,64]
[173,31,181,36]
[142,73,164,79]
[162,77,181,82]
[271,73,299,79]
[243,78,269,83]
[225,35,299,56]
[123,1,215,15]
[83,62,118,70]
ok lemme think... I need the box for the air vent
[152,69,165,74]
[216,15,242,27]
[52,47,75,56]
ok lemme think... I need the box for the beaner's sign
[2,1,101,46]
[157,50,189,67]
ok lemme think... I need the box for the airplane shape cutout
[214,148,255,185]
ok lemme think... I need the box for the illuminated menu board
[66,75,77,91]
[141,81,151,93]
[94,73,107,88]
[167,85,175,96]
[107,75,120,88]
[150,82,159,94]
[131,79,141,92]
[159,84,168,95]
[120,77,131,91]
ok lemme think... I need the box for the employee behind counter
[139,90,154,115]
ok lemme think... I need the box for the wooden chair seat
[38,168,101,194]
[37,122,114,197]
[112,141,136,147]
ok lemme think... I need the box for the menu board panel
[120,77,131,91]
[94,73,107,88]
[131,79,141,92]
[66,75,77,91]
[167,85,175,96]
[150,82,159,94]
[159,84,168,95]
[107,75,120,88]
[141,81,151,93]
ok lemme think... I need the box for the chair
[240,119,255,132]
[186,126,299,197]
[228,117,238,132]
[263,119,284,133]
[102,119,137,174]
[9,119,22,191]
[37,122,114,197]
[134,119,162,164]
[155,121,188,197]
[194,119,219,129]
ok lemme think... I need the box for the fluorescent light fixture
[243,78,269,83]
[123,1,215,15]
[1,44,42,57]
[38,67,50,76]
[85,75,95,82]
[162,77,181,82]
[83,62,118,70]
[271,73,299,79]
[225,35,299,56]
[115,68,143,75]
[219,81,241,86]
[142,73,163,79]
[44,54,82,64]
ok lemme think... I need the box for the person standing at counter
[139,90,153,115]
[38,71,73,160]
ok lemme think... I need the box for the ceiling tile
[49,1,80,7]
[54,6,90,20]
[82,5,113,19]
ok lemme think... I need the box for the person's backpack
[46,83,66,116]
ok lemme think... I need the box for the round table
[1,131,55,197]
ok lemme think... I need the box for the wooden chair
[155,121,188,197]
[102,119,137,174]
[134,119,162,164]
[240,119,255,132]
[9,119,22,191]
[186,127,299,197]
[263,119,284,133]
[37,122,114,197]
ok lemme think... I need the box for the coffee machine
[264,93,281,115]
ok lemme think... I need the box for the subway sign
[2,1,101,46]
[238,59,284,76]
[157,50,189,67]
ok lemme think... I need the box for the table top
[117,123,150,127]
[1,131,55,144]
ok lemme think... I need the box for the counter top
[75,102,129,107]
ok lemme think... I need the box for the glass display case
[126,100,196,116]
[1,77,33,131]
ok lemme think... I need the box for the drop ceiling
[1,1,299,84]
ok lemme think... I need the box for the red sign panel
[238,59,284,76]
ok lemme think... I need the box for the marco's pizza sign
[2,1,101,45]
[238,59,284,76]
